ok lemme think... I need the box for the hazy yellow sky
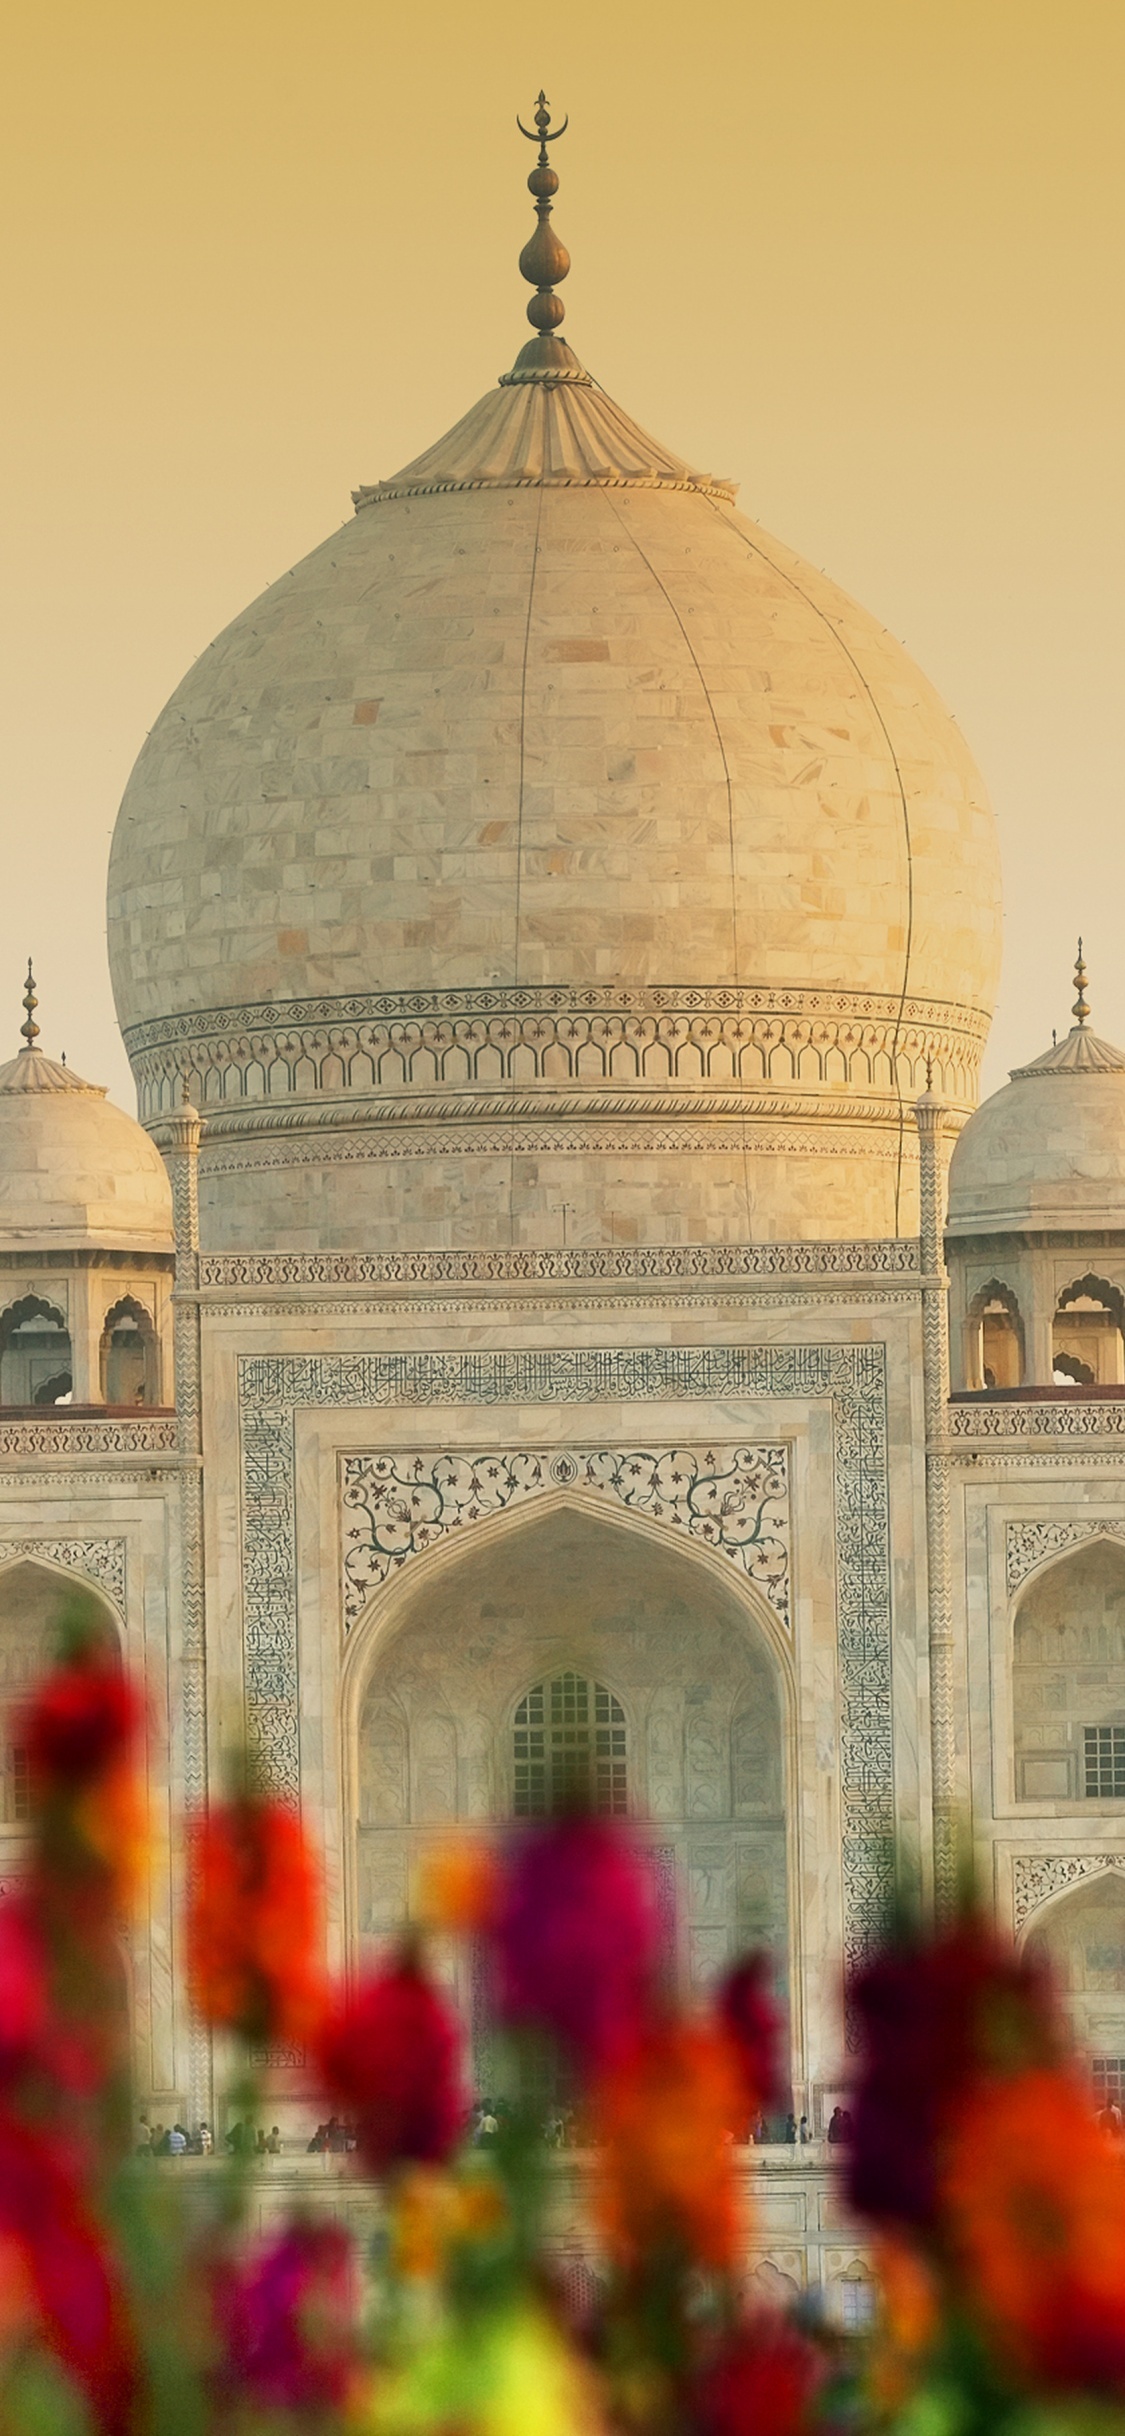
[1,0,1122,1109]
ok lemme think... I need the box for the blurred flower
[217,2217,357,2413]
[187,1795,322,2043]
[320,1957,465,2174]
[846,1917,1062,2233]
[495,1818,661,2075]
[415,1839,499,1935]
[25,1649,138,1797]
[365,2300,607,2436]
[0,2110,136,2435]
[693,2313,824,2436]
[0,1899,48,2084]
[943,2066,1125,2392]
[390,2164,509,2282]
[718,1953,784,2114]
[595,2020,745,2271]
[866,2239,940,2412]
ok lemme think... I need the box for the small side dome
[0,970,173,1254]
[948,947,1125,1237]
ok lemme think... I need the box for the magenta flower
[495,1816,662,2074]
[217,2219,356,2413]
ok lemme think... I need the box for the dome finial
[1073,936,1090,1028]
[20,958,39,1053]
[516,92,570,338]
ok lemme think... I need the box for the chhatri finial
[516,92,570,338]
[19,958,39,1052]
[1073,936,1090,1028]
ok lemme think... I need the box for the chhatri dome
[107,100,1002,1250]
[948,945,1125,1238]
[0,966,173,1254]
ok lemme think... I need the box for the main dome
[107,175,1001,1252]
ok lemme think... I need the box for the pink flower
[319,1959,465,2173]
[495,1817,662,2074]
[217,2220,356,2413]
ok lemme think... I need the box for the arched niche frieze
[343,1495,797,2093]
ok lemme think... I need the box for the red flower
[694,2315,825,2436]
[217,2219,356,2412]
[0,2109,136,2435]
[495,1817,662,2074]
[719,1953,784,2114]
[25,1655,138,1796]
[845,1916,1062,2233]
[187,1797,322,2044]
[319,1958,464,2173]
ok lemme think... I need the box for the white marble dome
[947,1014,1125,1238]
[106,315,1002,1251]
[0,1044,173,1253]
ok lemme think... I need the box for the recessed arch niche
[1012,1539,1125,1802]
[1024,1872,1125,2090]
[345,1497,792,2087]
[0,1559,121,1832]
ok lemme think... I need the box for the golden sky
[1,0,1123,1107]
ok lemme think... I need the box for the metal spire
[20,958,39,1052]
[1072,937,1090,1028]
[516,92,570,337]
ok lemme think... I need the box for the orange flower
[867,2239,939,2412]
[942,2067,1125,2387]
[187,1797,322,2045]
[414,1839,498,1935]
[594,2020,746,2271]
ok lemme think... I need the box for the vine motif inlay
[236,1341,892,1975]
[340,1444,790,1632]
[1012,1853,1125,1934]
[0,1537,126,1609]
[1006,1518,1125,1595]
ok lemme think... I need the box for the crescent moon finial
[513,93,571,348]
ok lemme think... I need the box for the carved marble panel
[341,1444,789,1631]
[1007,1518,1125,1595]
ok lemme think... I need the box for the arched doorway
[346,1499,791,2094]
[100,1296,160,1407]
[1012,1540,1125,1802]
[1025,1873,1125,2098]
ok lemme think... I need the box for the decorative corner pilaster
[914,1086,956,1917]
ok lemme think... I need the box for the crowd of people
[135,2099,860,2161]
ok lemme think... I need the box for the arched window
[513,1673,627,1817]
[967,1280,1024,1390]
[1013,1539,1125,1800]
[100,1297,159,1407]
[0,1297,73,1407]
[1054,1276,1125,1387]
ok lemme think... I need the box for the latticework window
[8,1746,29,1824]
[1084,1726,1125,1798]
[1093,2057,1125,2106]
[513,1673,627,1817]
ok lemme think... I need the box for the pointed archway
[342,1494,794,2109]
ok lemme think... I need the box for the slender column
[915,1085,957,1918]
[67,1266,102,1405]
[164,1088,211,2122]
